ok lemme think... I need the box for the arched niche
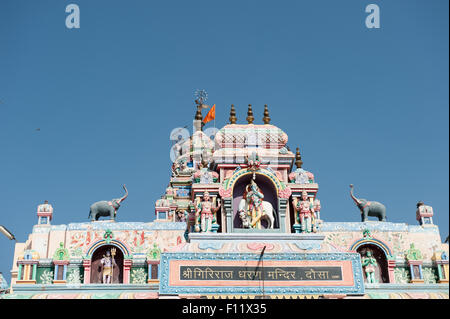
[90,244,124,284]
[357,244,389,284]
[232,173,279,229]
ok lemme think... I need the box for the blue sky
[0,0,448,283]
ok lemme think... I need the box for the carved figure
[89,185,128,221]
[350,184,386,222]
[292,191,314,233]
[361,251,377,283]
[238,180,275,229]
[195,191,221,232]
[100,249,117,284]
[239,210,251,228]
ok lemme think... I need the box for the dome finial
[295,147,303,168]
[246,104,254,124]
[229,104,237,124]
[263,104,270,124]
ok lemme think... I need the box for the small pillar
[408,260,424,283]
[123,259,133,284]
[53,260,69,284]
[433,251,449,284]
[16,250,39,284]
[147,244,161,283]
[147,260,160,283]
[387,259,396,283]
[406,243,424,283]
[82,259,91,284]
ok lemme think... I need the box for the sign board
[159,252,365,295]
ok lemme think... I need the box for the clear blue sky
[0,0,448,283]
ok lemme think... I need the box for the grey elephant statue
[350,184,386,222]
[89,185,128,221]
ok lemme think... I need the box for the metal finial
[263,104,271,124]
[246,104,254,124]
[295,147,303,168]
[194,100,203,121]
[229,104,237,124]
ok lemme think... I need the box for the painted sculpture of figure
[195,191,221,232]
[246,180,265,229]
[292,191,314,233]
[101,249,117,284]
[238,180,275,229]
[350,184,386,222]
[361,251,377,283]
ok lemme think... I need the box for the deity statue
[245,180,265,229]
[238,180,276,229]
[361,251,377,283]
[195,191,221,232]
[100,249,117,284]
[292,191,314,233]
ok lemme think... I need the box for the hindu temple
[1,99,448,299]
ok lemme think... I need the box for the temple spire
[263,104,271,124]
[246,104,254,124]
[295,147,303,168]
[229,104,237,124]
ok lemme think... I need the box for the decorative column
[147,244,161,283]
[433,251,449,284]
[387,256,396,283]
[82,259,91,284]
[16,250,39,284]
[123,259,133,284]
[53,260,69,284]
[53,242,70,284]
[406,243,424,283]
[278,198,288,233]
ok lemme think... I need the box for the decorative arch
[86,239,131,258]
[350,237,393,258]
[226,168,283,196]
[221,167,292,197]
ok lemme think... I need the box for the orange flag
[202,104,215,124]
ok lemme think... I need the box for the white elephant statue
[238,199,276,229]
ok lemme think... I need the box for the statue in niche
[361,251,378,283]
[292,191,314,233]
[238,180,275,229]
[101,249,117,284]
[195,191,221,232]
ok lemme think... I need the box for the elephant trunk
[349,184,361,206]
[119,184,128,203]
